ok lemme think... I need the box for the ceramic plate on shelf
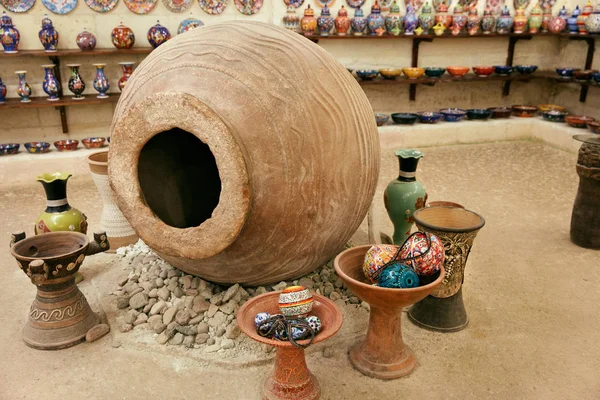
[163,0,192,12]
[84,0,117,12]
[177,17,203,34]
[234,0,262,14]
[283,0,303,8]
[199,0,228,14]
[315,0,334,8]
[41,0,77,14]
[346,0,364,8]
[124,0,157,14]
[1,0,35,12]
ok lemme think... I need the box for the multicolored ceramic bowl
[472,66,494,77]
[542,110,567,122]
[379,68,403,80]
[556,68,575,79]
[587,120,600,134]
[0,143,20,155]
[488,107,512,119]
[512,105,538,118]
[391,113,419,125]
[355,69,379,80]
[439,108,467,122]
[24,142,51,154]
[417,112,443,124]
[82,137,106,149]
[447,66,470,77]
[402,67,425,79]
[54,139,79,151]
[424,67,446,78]
[375,113,390,126]
[494,65,514,75]
[515,65,538,75]
[466,109,492,120]
[565,115,595,129]
[537,104,566,113]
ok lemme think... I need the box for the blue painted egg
[254,312,270,327]
[306,316,322,333]
[378,262,420,288]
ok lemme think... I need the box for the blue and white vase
[403,5,418,35]
[567,6,580,34]
[496,5,514,34]
[367,1,385,36]
[38,14,59,52]
[0,12,20,53]
[147,20,171,48]
[351,7,368,35]
[42,64,60,101]
[0,77,6,104]
[15,70,31,103]
[317,5,335,36]
[93,63,110,99]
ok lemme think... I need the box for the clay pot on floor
[88,151,138,252]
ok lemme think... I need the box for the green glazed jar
[384,149,427,245]
[419,2,435,34]
[35,172,88,235]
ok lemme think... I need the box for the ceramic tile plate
[1,0,35,12]
[41,0,77,14]
[234,0,262,14]
[283,0,303,8]
[199,0,228,14]
[84,0,117,12]
[124,0,157,14]
[163,0,192,12]
[177,17,203,34]
[345,0,364,8]
[315,0,334,7]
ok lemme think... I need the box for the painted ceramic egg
[306,315,321,333]
[291,326,310,340]
[378,262,420,288]
[399,232,444,276]
[278,286,313,317]
[254,312,270,327]
[362,244,400,283]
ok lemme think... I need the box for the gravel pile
[112,241,367,353]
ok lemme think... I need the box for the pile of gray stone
[113,241,364,353]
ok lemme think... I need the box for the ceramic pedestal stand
[408,206,485,332]
[570,134,600,249]
[334,246,444,379]
[10,231,110,350]
[237,292,343,400]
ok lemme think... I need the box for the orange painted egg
[362,244,400,283]
[278,285,313,317]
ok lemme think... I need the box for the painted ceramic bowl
[447,66,470,77]
[592,71,600,83]
[82,137,106,149]
[391,113,419,125]
[466,109,492,120]
[488,107,512,119]
[379,68,402,80]
[587,120,600,134]
[439,108,467,122]
[573,69,596,81]
[355,69,379,80]
[515,65,538,75]
[542,110,567,122]
[565,115,595,129]
[375,113,390,126]
[424,67,446,78]
[278,285,313,317]
[556,67,575,79]
[0,143,19,155]
[494,65,514,75]
[54,139,79,151]
[417,112,443,124]
[472,66,494,77]
[24,142,51,153]
[512,105,538,118]
[402,67,425,79]
[537,104,566,113]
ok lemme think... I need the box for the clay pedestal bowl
[237,292,342,400]
[334,246,444,379]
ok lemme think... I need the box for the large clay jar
[586,4,600,33]
[108,22,380,286]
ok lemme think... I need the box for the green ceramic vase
[384,149,427,245]
[35,172,88,235]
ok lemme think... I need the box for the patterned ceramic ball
[378,262,420,288]
[306,315,322,333]
[254,312,271,327]
[291,326,309,340]
[362,244,400,283]
[399,232,444,276]
[278,286,314,317]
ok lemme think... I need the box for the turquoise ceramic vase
[384,149,427,245]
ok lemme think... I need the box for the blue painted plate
[41,0,77,14]
[1,0,35,12]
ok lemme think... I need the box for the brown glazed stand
[408,207,485,332]
[10,231,110,350]
[570,134,600,249]
[334,246,444,379]
[237,292,342,400]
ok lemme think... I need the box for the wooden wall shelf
[0,48,153,57]
[0,95,120,109]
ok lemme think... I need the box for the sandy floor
[0,141,598,400]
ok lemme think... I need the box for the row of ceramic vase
[0,63,135,103]
[0,138,110,155]
[0,13,206,53]
[352,64,537,80]
[288,0,600,37]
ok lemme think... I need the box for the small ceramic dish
[82,137,106,149]
[379,68,403,80]
[592,71,600,84]
[565,115,595,129]
[447,66,470,77]
[587,120,600,134]
[472,66,494,77]
[402,67,425,79]
[512,105,538,118]
[24,142,51,154]
[417,111,443,124]
[542,110,567,123]
[355,69,379,80]
[515,65,538,75]
[391,113,419,125]
[375,113,390,126]
[0,143,20,155]
[537,104,566,113]
[54,139,79,151]
[424,67,446,78]
[488,107,512,119]
[556,68,575,79]
[573,69,595,81]
[466,109,492,120]
[439,108,467,122]
[494,65,514,75]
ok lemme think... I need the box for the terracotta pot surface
[334,245,444,379]
[108,21,380,286]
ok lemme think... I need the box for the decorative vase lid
[453,4,464,14]
[150,20,167,30]
[558,5,567,16]
[530,3,542,15]
[483,5,492,15]
[1,11,13,27]
[304,4,314,16]
[421,1,432,13]
[78,27,94,36]
[500,5,511,15]
[41,14,54,29]
[438,2,448,12]
[114,22,133,32]
[338,5,348,16]
[582,1,593,14]
[515,6,525,15]
[389,0,400,13]
[468,7,477,15]
[320,5,331,16]
[370,0,381,14]
[571,6,580,16]
[354,6,364,17]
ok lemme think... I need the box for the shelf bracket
[410,37,433,101]
[502,35,532,97]
[567,36,595,103]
